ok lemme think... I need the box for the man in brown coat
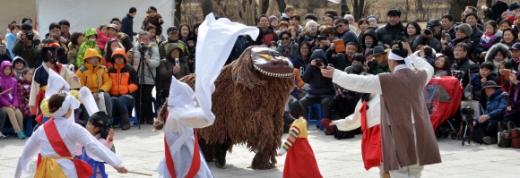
[321,42,441,177]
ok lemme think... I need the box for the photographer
[472,81,507,145]
[366,45,391,75]
[12,24,40,69]
[300,49,335,126]
[158,43,190,104]
[413,19,451,53]
[127,31,160,124]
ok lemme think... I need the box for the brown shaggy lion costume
[157,46,294,169]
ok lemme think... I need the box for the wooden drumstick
[127,171,153,176]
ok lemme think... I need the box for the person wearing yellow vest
[15,92,127,178]
[76,48,113,117]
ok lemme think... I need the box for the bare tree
[210,0,258,25]
[449,0,478,21]
[351,0,365,20]
[175,0,182,27]
[261,0,269,15]
[276,0,287,14]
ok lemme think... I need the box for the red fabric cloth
[427,76,463,130]
[163,109,201,178]
[42,118,93,178]
[283,138,323,178]
[360,101,382,170]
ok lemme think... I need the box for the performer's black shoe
[215,159,226,169]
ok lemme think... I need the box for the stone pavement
[1,124,520,178]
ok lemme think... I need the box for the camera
[367,59,379,70]
[424,27,432,35]
[315,59,323,67]
[461,106,474,116]
[452,70,464,80]
[25,32,34,41]
[138,42,148,54]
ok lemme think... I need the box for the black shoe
[215,160,226,169]
[482,136,493,145]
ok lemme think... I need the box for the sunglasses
[336,24,344,28]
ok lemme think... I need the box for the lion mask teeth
[253,65,294,78]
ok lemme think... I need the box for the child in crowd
[97,25,110,51]
[12,56,27,79]
[77,28,102,68]
[465,62,496,109]
[0,61,25,139]
[269,41,278,49]
[479,20,498,53]
[495,61,513,92]
[278,101,322,178]
[422,46,435,66]
[17,68,34,119]
[186,36,196,73]
[76,102,115,178]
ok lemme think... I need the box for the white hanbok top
[14,117,122,178]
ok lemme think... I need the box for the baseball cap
[511,42,520,50]
[167,26,178,34]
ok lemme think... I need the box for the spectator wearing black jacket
[465,13,485,56]
[442,14,457,40]
[121,7,137,42]
[335,19,358,45]
[300,49,335,123]
[450,42,479,87]
[255,15,278,46]
[376,8,406,48]
[291,42,312,76]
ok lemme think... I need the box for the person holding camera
[366,45,391,75]
[12,24,40,69]
[300,49,335,128]
[413,19,451,53]
[158,43,190,105]
[127,31,160,124]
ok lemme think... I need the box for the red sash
[41,118,93,178]
[164,117,201,177]
[360,101,382,170]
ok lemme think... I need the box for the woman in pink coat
[96,25,111,51]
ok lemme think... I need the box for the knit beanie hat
[268,15,279,24]
[509,2,520,11]
[455,23,473,37]
[367,15,378,23]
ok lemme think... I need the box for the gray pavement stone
[1,125,520,177]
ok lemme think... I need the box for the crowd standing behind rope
[1,3,520,149]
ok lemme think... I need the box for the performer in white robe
[156,13,259,178]
[14,91,127,178]
[322,42,441,178]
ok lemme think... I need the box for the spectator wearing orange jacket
[107,48,138,130]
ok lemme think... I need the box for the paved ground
[1,124,520,178]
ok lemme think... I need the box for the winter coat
[423,55,435,67]
[67,43,80,66]
[291,68,305,98]
[375,21,406,46]
[255,26,278,46]
[491,1,509,21]
[17,77,32,118]
[291,55,311,76]
[444,37,474,64]
[361,29,380,50]
[159,40,189,60]
[301,49,335,97]
[325,48,349,71]
[121,13,135,42]
[6,32,16,57]
[108,49,138,97]
[76,28,101,68]
[506,73,520,118]
[142,14,163,37]
[446,27,456,40]
[276,39,299,59]
[12,56,27,79]
[450,57,479,87]
[469,25,484,55]
[12,31,41,68]
[0,50,12,62]
[116,32,133,53]
[96,29,110,51]
[481,88,507,123]
[0,61,19,108]
[464,73,496,100]
[485,43,512,71]
[127,42,160,85]
[76,56,112,93]
[158,43,191,92]
[338,29,358,44]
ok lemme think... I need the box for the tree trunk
[416,0,424,20]
[175,0,182,26]
[276,0,286,14]
[352,0,364,20]
[200,0,213,17]
[260,0,269,15]
[450,0,478,21]
[341,0,350,15]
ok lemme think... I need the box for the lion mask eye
[258,54,272,60]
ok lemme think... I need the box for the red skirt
[283,138,323,178]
